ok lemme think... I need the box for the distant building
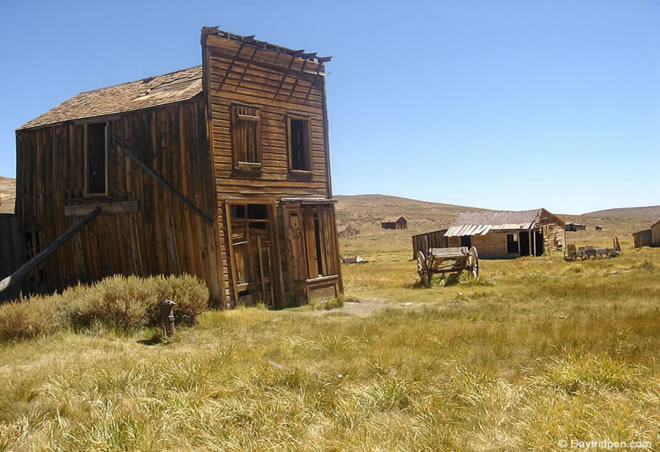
[595,225,603,231]
[564,222,586,232]
[633,220,660,248]
[381,216,407,230]
[633,229,652,248]
[444,209,565,259]
[337,224,360,238]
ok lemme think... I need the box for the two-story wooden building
[14,27,342,308]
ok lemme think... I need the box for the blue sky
[0,0,658,214]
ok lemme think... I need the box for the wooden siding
[0,214,21,301]
[15,99,222,304]
[652,222,660,245]
[411,229,448,259]
[204,33,339,306]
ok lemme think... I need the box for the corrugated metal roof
[445,222,536,237]
[444,209,544,237]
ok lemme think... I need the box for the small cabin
[381,216,407,230]
[595,225,603,231]
[337,224,359,238]
[633,229,652,248]
[444,209,565,259]
[633,220,660,248]
[565,222,586,232]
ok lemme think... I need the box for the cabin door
[534,230,544,256]
[519,232,530,256]
[228,203,275,307]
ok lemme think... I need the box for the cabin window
[287,116,311,172]
[506,233,518,254]
[231,104,261,170]
[84,123,107,195]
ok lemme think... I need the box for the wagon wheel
[417,251,431,288]
[467,246,479,278]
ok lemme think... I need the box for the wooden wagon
[417,246,479,288]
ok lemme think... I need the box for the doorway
[460,235,472,248]
[519,231,530,256]
[534,230,544,256]
[227,203,276,307]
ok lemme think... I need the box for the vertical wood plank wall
[204,34,339,306]
[15,99,222,305]
[0,214,21,301]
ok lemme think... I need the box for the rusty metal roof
[444,209,542,237]
[19,66,203,130]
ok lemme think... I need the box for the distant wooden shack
[381,216,407,230]
[337,224,359,238]
[595,225,603,231]
[633,220,660,248]
[565,222,586,232]
[633,229,652,248]
[444,209,565,259]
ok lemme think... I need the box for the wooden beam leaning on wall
[113,136,213,226]
[0,208,102,294]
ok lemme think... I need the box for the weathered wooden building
[632,220,660,248]
[445,209,565,258]
[337,224,359,238]
[381,216,407,230]
[13,27,342,308]
[564,222,586,232]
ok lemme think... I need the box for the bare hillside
[0,177,15,214]
[335,194,483,232]
[583,205,660,220]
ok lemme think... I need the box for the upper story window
[231,104,261,171]
[84,122,107,196]
[287,116,311,173]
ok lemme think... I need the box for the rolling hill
[583,205,660,219]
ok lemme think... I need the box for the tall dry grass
[0,243,658,449]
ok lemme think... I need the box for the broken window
[288,117,310,172]
[85,123,107,195]
[231,104,261,170]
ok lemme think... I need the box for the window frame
[83,122,109,198]
[286,114,312,176]
[230,103,262,173]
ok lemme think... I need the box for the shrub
[0,294,61,341]
[145,274,209,325]
[0,274,209,341]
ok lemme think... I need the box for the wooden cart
[417,246,479,288]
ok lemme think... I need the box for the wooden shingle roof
[19,66,203,130]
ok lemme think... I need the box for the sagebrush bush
[0,294,61,341]
[0,274,209,341]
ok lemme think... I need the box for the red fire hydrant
[160,298,176,337]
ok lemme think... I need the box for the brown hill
[583,205,660,219]
[0,177,15,214]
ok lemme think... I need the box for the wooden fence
[0,214,21,301]
[411,229,448,259]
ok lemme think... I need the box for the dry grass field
[0,194,658,450]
